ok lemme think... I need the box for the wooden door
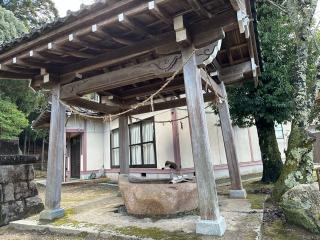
[70,135,81,178]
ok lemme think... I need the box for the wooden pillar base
[229,189,247,199]
[39,208,64,221]
[196,216,226,236]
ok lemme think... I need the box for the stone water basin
[118,175,198,216]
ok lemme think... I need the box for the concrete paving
[8,181,263,240]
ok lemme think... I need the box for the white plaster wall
[66,115,85,130]
[248,127,262,162]
[86,119,105,171]
[175,105,262,168]
[277,122,291,160]
[154,110,175,169]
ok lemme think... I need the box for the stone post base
[196,216,226,236]
[229,189,247,199]
[39,208,64,221]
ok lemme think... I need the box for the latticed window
[110,118,156,168]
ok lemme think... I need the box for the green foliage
[0,0,58,30]
[0,80,47,115]
[0,98,28,140]
[228,2,296,127]
[0,5,26,45]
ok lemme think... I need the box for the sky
[53,0,95,17]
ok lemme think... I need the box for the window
[111,129,120,168]
[110,118,156,168]
[275,124,284,139]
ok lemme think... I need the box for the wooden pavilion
[0,0,260,236]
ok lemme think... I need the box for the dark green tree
[0,0,58,30]
[228,1,296,183]
[0,5,26,45]
[0,98,28,140]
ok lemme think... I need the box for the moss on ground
[263,220,300,240]
[115,226,200,240]
[247,193,266,209]
[52,208,81,227]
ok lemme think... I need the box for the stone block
[28,182,38,197]
[281,183,320,234]
[196,216,227,236]
[229,189,247,199]
[119,175,198,216]
[14,182,29,200]
[0,201,25,226]
[0,155,39,166]
[39,208,64,221]
[24,196,44,216]
[3,183,15,202]
[0,165,15,184]
[0,184,3,203]
[16,165,34,181]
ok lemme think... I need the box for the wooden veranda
[0,0,260,236]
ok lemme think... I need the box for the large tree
[0,5,26,45]
[0,0,58,30]
[228,1,296,183]
[273,0,319,201]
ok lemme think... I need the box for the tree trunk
[23,132,27,154]
[273,121,314,201]
[255,118,283,183]
[273,0,316,201]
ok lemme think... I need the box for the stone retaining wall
[0,140,44,226]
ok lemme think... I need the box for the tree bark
[255,118,283,183]
[273,0,317,201]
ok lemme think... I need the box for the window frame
[275,123,284,139]
[110,117,157,169]
[110,128,120,168]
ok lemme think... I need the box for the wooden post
[218,82,247,199]
[41,138,45,171]
[103,120,111,170]
[171,108,181,171]
[119,115,129,175]
[39,84,65,221]
[181,45,226,236]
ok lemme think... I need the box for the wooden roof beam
[148,1,172,25]
[196,38,223,67]
[121,81,185,100]
[200,68,223,97]
[47,42,94,59]
[0,64,39,75]
[68,33,107,51]
[60,54,182,100]
[0,71,33,80]
[118,13,154,39]
[91,25,136,46]
[131,92,216,115]
[65,97,121,114]
[187,0,213,18]
[229,0,246,11]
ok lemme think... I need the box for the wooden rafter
[187,0,213,18]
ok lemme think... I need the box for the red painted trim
[101,161,263,175]
[66,128,85,133]
[171,109,182,170]
[247,128,255,162]
[82,121,88,172]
